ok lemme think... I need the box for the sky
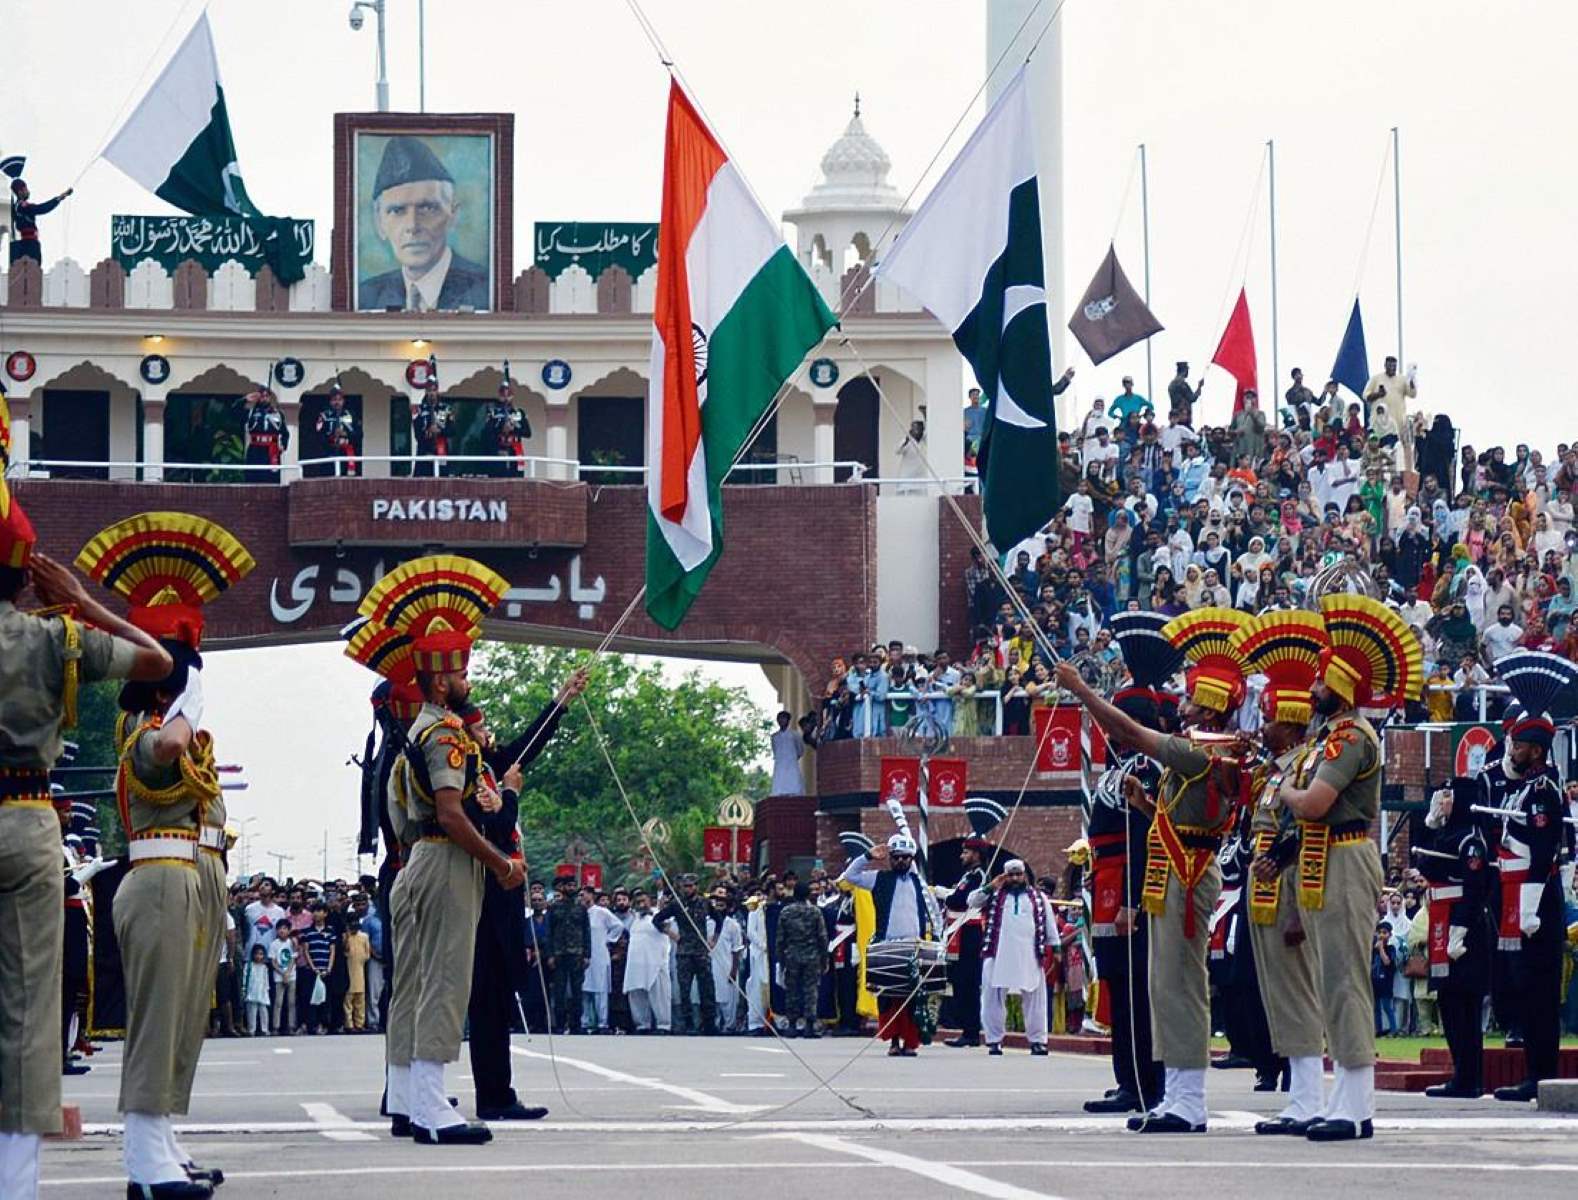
[10,0,1571,873]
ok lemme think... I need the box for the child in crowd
[243,944,272,1036]
[269,918,298,1036]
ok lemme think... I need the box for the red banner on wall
[1033,706,1082,774]
[556,862,603,889]
[702,826,755,864]
[927,757,968,807]
[879,756,921,807]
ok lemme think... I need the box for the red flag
[1211,288,1258,414]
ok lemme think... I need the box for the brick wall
[814,733,1080,800]
[286,476,588,548]
[754,795,818,874]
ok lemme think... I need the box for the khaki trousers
[1300,842,1382,1069]
[1147,864,1219,1069]
[0,805,64,1134]
[171,847,225,1113]
[114,863,201,1114]
[344,990,366,1030]
[1248,867,1325,1059]
[384,866,417,1068]
[405,840,483,1064]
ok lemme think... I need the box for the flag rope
[1199,144,1270,386]
[1349,132,1395,300]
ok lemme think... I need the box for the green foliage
[469,645,769,886]
[67,680,128,855]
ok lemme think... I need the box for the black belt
[0,768,51,802]
[1179,832,1220,851]
[1326,819,1369,838]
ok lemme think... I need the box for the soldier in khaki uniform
[1228,610,1330,1135]
[1278,594,1422,1143]
[76,512,256,1197]
[0,483,169,1200]
[351,556,523,1144]
[1057,606,1251,1135]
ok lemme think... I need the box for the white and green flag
[644,81,836,631]
[103,13,257,218]
[875,68,1063,549]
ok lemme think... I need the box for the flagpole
[1267,138,1279,405]
[1139,142,1152,401]
[1392,126,1403,365]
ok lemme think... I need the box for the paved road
[47,1031,1578,1198]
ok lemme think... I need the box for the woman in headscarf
[1427,600,1479,666]
[1459,564,1489,630]
[1235,534,1271,581]
[1104,507,1133,572]
[1180,562,1205,608]
[1417,413,1456,495]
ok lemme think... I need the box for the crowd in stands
[809,360,1578,740]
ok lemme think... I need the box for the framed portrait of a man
[332,113,513,313]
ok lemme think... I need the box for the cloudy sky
[10,0,1567,873]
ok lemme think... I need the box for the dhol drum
[864,938,949,999]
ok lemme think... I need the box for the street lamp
[348,0,389,112]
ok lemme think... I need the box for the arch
[572,367,648,479]
[28,361,142,481]
[167,361,265,396]
[850,231,873,266]
[833,376,880,482]
[810,233,831,271]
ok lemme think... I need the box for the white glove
[1447,925,1467,962]
[1519,882,1543,937]
[166,668,204,730]
[71,857,117,886]
[930,885,952,899]
[1425,788,1453,829]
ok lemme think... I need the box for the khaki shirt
[1155,735,1217,828]
[0,600,137,769]
[398,702,477,823]
[120,714,217,835]
[1250,744,1309,836]
[1311,714,1381,825]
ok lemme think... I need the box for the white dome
[787,98,908,216]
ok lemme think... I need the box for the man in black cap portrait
[358,135,489,312]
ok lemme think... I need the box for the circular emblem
[405,359,433,390]
[809,357,840,389]
[541,359,572,390]
[1454,725,1498,777]
[274,357,305,389]
[138,354,171,385]
[691,324,709,386]
[4,350,36,383]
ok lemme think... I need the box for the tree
[469,645,769,886]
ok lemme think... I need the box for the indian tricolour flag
[103,13,258,218]
[644,81,835,631]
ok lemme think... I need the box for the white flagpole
[1140,142,1152,402]
[1267,139,1279,401]
[1392,126,1403,365]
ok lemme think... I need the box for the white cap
[887,833,917,855]
[1005,858,1026,873]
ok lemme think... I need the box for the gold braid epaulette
[27,604,83,729]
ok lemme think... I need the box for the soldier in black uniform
[242,389,289,483]
[460,668,585,1120]
[1209,807,1281,1090]
[1418,780,1493,1098]
[411,373,452,478]
[4,158,73,266]
[1082,611,1180,1114]
[315,384,359,477]
[1481,658,1570,1102]
[486,380,531,478]
[656,874,718,1035]
[943,799,1005,1048]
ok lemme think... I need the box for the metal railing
[841,689,1008,737]
[9,456,876,484]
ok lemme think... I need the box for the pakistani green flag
[104,14,258,219]
[874,68,1063,549]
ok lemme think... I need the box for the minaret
[986,1,1069,419]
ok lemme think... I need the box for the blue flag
[1331,298,1369,400]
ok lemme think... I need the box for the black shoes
[1424,1083,1482,1099]
[182,1163,224,1187]
[126,1183,213,1198]
[412,1121,493,1145]
[1127,1112,1205,1133]
[1029,1044,1048,1056]
[1210,1054,1253,1070]
[1493,1081,1538,1103]
[1254,1116,1314,1135]
[389,1115,412,1137]
[987,1044,1003,1056]
[1306,1118,1373,1141]
[945,1036,981,1048]
[1084,1092,1142,1114]
[477,1102,548,1121]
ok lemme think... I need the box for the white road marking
[272,1047,292,1055]
[77,1113,1578,1137]
[300,1102,378,1142]
[747,1046,789,1055]
[510,1046,766,1115]
[768,1132,1061,1200]
[720,1072,785,1078]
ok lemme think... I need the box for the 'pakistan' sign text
[371,497,508,523]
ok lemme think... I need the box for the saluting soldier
[1229,610,1330,1134]
[1277,594,1423,1142]
[315,383,360,476]
[242,388,289,483]
[1058,606,1252,1134]
[0,486,168,1200]
[76,511,256,1196]
[355,556,521,1144]
[411,366,452,478]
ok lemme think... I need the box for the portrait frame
[332,112,514,313]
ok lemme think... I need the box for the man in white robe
[745,894,770,1035]
[708,890,745,1032]
[969,860,1052,1056]
[580,898,626,1032]
[622,890,672,1033]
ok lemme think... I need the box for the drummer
[838,834,940,1057]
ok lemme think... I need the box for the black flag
[1067,243,1163,365]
